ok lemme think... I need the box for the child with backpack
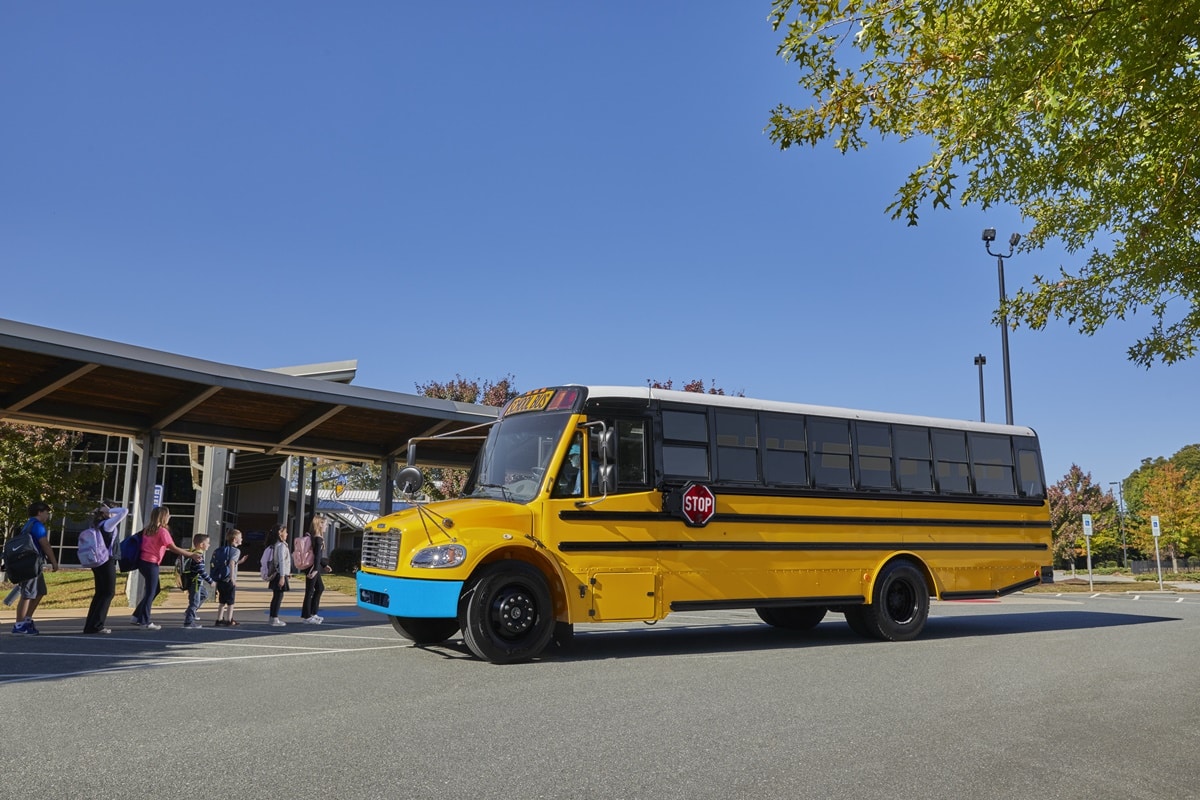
[299,515,333,625]
[211,529,246,627]
[179,533,216,629]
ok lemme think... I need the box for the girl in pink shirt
[132,506,193,630]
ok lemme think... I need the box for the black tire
[755,605,827,630]
[389,616,459,645]
[458,562,555,664]
[551,621,575,651]
[857,560,930,641]
[841,605,875,638]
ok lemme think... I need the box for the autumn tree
[1132,462,1199,571]
[649,379,744,396]
[415,375,518,500]
[0,423,106,537]
[1047,465,1116,568]
[768,1,1200,366]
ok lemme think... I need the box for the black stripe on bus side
[941,576,1043,600]
[670,595,864,613]
[558,510,1051,531]
[557,540,1049,553]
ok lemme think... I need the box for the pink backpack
[292,535,314,571]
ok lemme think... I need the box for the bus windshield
[465,411,572,503]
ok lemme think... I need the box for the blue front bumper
[356,571,464,618]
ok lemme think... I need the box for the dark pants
[134,560,160,624]
[269,575,288,617]
[302,574,324,618]
[84,558,117,633]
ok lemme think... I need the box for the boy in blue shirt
[13,501,60,635]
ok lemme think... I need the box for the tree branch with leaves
[769,0,1200,365]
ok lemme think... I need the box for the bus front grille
[361,532,402,571]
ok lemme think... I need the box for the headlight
[410,544,467,569]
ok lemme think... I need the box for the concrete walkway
[7,576,368,634]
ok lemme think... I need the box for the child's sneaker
[214,619,229,627]
[11,621,29,635]
[270,617,286,627]
[184,622,203,629]
[145,622,161,631]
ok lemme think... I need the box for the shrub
[329,548,359,574]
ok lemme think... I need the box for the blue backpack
[117,533,142,572]
[209,545,234,582]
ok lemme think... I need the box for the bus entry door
[589,571,657,621]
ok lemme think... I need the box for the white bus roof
[577,385,1038,438]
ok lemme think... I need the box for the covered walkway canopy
[0,317,497,466]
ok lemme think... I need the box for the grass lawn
[2,569,360,610]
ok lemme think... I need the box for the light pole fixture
[973,354,986,422]
[1110,480,1127,568]
[982,228,1020,425]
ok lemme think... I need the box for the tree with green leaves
[1047,464,1116,569]
[0,423,106,538]
[768,0,1200,366]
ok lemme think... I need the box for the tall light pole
[982,228,1020,425]
[1110,480,1127,568]
[973,354,986,422]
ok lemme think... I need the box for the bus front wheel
[459,562,555,664]
[390,616,460,645]
[854,560,930,641]
[755,606,827,630]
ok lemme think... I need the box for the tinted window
[810,418,852,489]
[763,414,808,486]
[716,411,758,483]
[663,445,708,478]
[855,422,894,489]
[663,410,707,442]
[895,426,934,492]
[617,419,648,486]
[970,433,1016,496]
[933,430,971,493]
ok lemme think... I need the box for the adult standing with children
[300,515,333,625]
[132,505,193,630]
[265,523,291,627]
[80,501,128,635]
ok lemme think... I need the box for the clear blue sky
[2,3,1194,492]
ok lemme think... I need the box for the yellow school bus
[356,385,1052,663]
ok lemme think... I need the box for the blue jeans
[184,581,210,625]
[134,560,160,624]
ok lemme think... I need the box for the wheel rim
[490,585,538,639]
[884,578,916,625]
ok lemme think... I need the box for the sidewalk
[9,577,366,634]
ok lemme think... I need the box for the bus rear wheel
[458,562,555,664]
[389,616,459,645]
[853,561,930,641]
[755,605,827,630]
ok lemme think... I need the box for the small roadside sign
[1151,516,1161,538]
[1082,514,1093,537]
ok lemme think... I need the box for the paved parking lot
[4,588,1200,800]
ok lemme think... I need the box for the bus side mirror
[596,464,616,495]
[598,428,616,463]
[397,466,424,497]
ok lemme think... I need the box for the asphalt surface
[3,583,1199,800]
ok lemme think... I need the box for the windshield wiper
[473,482,513,501]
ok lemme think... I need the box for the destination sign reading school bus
[502,387,581,417]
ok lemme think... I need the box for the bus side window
[551,433,584,499]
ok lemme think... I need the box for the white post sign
[1082,514,1094,589]
[1151,515,1164,590]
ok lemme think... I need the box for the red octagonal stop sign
[681,483,716,527]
